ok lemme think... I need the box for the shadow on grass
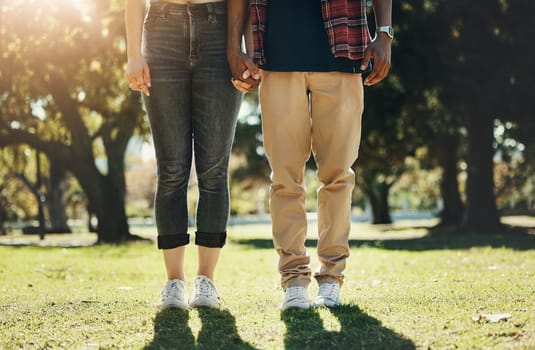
[144,308,256,350]
[281,305,415,349]
[196,308,256,349]
[232,225,535,251]
[144,309,194,349]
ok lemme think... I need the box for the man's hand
[360,33,392,86]
[227,50,260,93]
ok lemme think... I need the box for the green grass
[1,220,534,349]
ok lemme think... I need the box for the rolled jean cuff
[157,233,190,249]
[195,231,227,248]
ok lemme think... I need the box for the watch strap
[376,25,394,39]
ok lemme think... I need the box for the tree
[0,148,38,232]
[229,92,271,215]
[499,0,535,214]
[5,147,71,234]
[0,0,146,242]
[437,0,530,231]
[46,160,71,233]
[351,2,416,224]
[357,78,409,224]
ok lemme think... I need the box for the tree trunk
[364,181,392,224]
[71,157,131,243]
[436,134,464,225]
[98,145,131,243]
[462,114,501,231]
[97,175,130,243]
[0,201,7,235]
[97,106,138,243]
[14,168,46,236]
[47,161,71,233]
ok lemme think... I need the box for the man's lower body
[259,70,364,308]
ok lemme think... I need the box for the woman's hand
[126,55,151,96]
[230,67,261,94]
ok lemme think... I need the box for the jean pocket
[143,6,164,29]
[212,4,227,25]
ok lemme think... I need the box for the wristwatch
[376,26,394,39]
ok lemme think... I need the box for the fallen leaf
[370,279,381,287]
[472,313,512,323]
[482,313,512,323]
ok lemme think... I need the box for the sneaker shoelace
[318,283,338,301]
[196,277,218,299]
[162,280,181,299]
[286,287,307,301]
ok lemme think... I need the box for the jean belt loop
[207,3,217,24]
[160,2,168,19]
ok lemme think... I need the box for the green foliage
[0,147,40,222]
[359,0,535,225]
[1,0,533,232]
[390,156,442,212]
[229,92,271,215]
[0,0,147,241]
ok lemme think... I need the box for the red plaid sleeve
[321,0,371,60]
[250,0,268,65]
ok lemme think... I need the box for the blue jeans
[142,1,241,249]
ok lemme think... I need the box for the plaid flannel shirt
[249,0,371,65]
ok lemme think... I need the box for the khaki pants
[259,71,364,289]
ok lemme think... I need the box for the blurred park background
[0,0,534,244]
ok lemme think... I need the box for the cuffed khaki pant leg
[309,72,364,286]
[259,71,312,289]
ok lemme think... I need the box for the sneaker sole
[158,301,189,310]
[313,299,340,308]
[189,298,220,309]
[281,302,311,310]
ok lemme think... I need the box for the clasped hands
[227,50,261,93]
[226,32,392,92]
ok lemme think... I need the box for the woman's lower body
[142,1,241,309]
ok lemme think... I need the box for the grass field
[1,218,534,349]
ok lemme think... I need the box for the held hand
[231,77,253,93]
[227,50,260,92]
[126,55,151,96]
[231,69,264,93]
[360,34,392,86]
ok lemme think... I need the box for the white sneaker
[158,279,188,310]
[314,282,341,307]
[281,286,311,310]
[189,275,221,309]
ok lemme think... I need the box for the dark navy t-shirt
[261,0,366,73]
